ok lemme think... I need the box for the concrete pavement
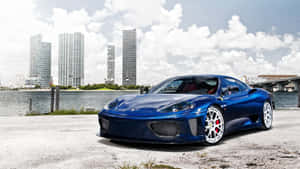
[0,110,300,169]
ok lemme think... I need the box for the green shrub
[26,109,98,116]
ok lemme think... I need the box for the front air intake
[189,118,198,136]
[100,118,109,130]
[150,121,180,137]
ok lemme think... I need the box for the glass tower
[122,29,136,86]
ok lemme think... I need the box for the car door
[234,79,260,117]
[221,78,250,120]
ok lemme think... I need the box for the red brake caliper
[215,120,220,133]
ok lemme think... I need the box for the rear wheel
[261,101,273,129]
[204,106,225,145]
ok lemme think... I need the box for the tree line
[51,83,150,90]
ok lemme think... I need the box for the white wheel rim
[205,107,224,144]
[263,102,273,128]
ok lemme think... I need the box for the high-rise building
[28,34,51,88]
[122,29,136,86]
[106,44,115,84]
[58,32,84,87]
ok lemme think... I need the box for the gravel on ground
[0,110,300,169]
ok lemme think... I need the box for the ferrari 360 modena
[98,75,273,145]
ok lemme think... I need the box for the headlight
[158,102,195,113]
[103,99,118,110]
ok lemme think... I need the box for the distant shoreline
[1,89,139,92]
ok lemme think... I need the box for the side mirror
[229,86,239,92]
[221,89,227,96]
[221,86,239,96]
[248,88,257,94]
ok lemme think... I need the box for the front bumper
[98,111,206,144]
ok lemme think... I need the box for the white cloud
[277,39,300,74]
[137,10,298,85]
[0,0,50,86]
[108,0,166,27]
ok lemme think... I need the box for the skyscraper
[122,29,136,86]
[58,32,84,87]
[28,34,51,88]
[106,44,115,84]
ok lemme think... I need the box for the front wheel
[261,101,273,129]
[204,106,225,145]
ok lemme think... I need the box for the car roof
[170,74,234,79]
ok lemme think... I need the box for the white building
[28,34,51,88]
[58,32,84,87]
[106,44,115,84]
[122,29,137,86]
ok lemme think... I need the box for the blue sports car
[98,75,273,145]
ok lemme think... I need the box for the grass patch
[96,87,114,91]
[65,88,80,91]
[26,109,98,116]
[117,161,181,169]
[117,163,140,169]
[150,164,180,169]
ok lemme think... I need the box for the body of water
[0,90,297,116]
[273,91,298,108]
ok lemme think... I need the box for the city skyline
[23,29,137,88]
[58,32,85,87]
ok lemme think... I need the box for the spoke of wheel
[210,111,213,120]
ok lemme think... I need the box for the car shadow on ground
[222,128,266,143]
[98,139,205,152]
[98,128,268,152]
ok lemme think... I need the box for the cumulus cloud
[137,11,299,85]
[277,39,300,74]
[0,0,300,87]
[108,0,166,27]
[0,0,50,86]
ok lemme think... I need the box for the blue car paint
[98,75,272,144]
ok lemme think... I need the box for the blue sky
[171,0,300,34]
[35,0,300,34]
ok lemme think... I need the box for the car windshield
[151,77,219,95]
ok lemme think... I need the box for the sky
[0,0,300,86]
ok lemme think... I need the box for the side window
[235,80,248,91]
[222,78,241,96]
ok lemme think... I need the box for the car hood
[107,94,214,117]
